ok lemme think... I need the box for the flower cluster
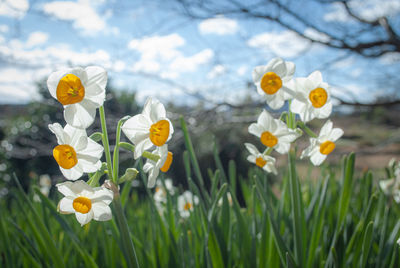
[46,66,174,225]
[246,58,344,172]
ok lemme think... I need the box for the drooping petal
[92,202,112,221]
[64,100,97,129]
[75,210,94,226]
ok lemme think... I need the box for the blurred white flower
[49,123,103,180]
[244,143,277,174]
[143,145,173,188]
[56,180,113,226]
[290,71,332,123]
[380,160,400,203]
[248,110,301,154]
[154,178,176,203]
[121,98,174,159]
[178,191,199,218]
[252,57,295,109]
[217,192,233,207]
[47,66,107,129]
[301,120,343,166]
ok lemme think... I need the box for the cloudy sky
[0,0,399,105]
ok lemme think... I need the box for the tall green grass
[0,119,399,267]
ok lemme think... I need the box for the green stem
[119,142,160,162]
[99,106,114,182]
[297,121,318,138]
[113,117,130,182]
[112,188,140,268]
[263,147,274,155]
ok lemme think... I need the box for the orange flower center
[183,202,192,211]
[56,74,85,105]
[73,196,92,214]
[260,131,278,147]
[260,72,282,95]
[320,141,335,155]
[149,120,170,146]
[309,87,327,108]
[53,144,78,169]
[255,157,267,168]
[160,152,173,172]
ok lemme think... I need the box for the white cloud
[199,16,239,35]
[0,25,9,33]
[128,34,185,61]
[43,1,106,35]
[303,28,330,43]
[169,49,214,72]
[248,31,310,58]
[324,3,350,22]
[237,65,248,76]
[25,32,49,48]
[379,52,400,65]
[207,64,226,79]
[0,0,29,18]
[129,34,214,77]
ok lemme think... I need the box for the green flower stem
[119,142,161,162]
[297,121,318,138]
[112,117,130,183]
[111,185,140,268]
[87,163,107,187]
[287,100,296,129]
[99,106,114,182]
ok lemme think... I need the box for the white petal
[147,166,160,188]
[47,70,68,100]
[84,66,107,107]
[150,100,167,122]
[267,95,285,110]
[92,202,112,221]
[252,65,268,83]
[248,123,263,137]
[56,181,77,197]
[121,114,151,141]
[64,100,97,129]
[319,120,333,137]
[48,123,68,145]
[290,99,306,115]
[271,59,286,77]
[308,71,322,88]
[258,110,272,129]
[285,61,295,78]
[329,128,344,141]
[77,159,101,173]
[247,155,256,163]
[310,151,326,166]
[58,197,75,214]
[275,142,290,154]
[315,102,332,119]
[75,210,94,226]
[60,165,84,181]
[64,125,87,148]
[134,139,153,159]
[76,138,104,159]
[89,187,114,205]
[244,143,259,156]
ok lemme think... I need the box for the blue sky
[0,0,399,106]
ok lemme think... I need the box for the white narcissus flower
[154,178,176,203]
[49,123,103,180]
[178,191,199,218]
[290,71,332,123]
[252,57,295,109]
[248,110,301,154]
[56,180,113,226]
[121,98,174,159]
[244,143,278,175]
[301,120,343,166]
[47,66,107,129]
[143,145,173,188]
